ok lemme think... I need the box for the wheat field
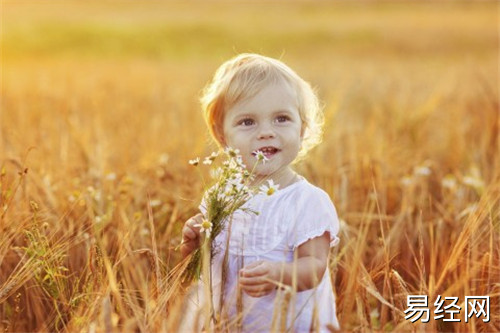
[1,1,499,332]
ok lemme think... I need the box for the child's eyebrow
[272,109,298,117]
[230,108,297,119]
[232,112,255,119]
[273,109,294,114]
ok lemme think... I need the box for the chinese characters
[404,295,490,323]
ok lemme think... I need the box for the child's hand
[239,260,280,297]
[180,213,204,258]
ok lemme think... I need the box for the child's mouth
[253,147,280,158]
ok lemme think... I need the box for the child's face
[222,80,302,178]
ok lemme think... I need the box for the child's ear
[214,124,226,146]
[217,132,227,147]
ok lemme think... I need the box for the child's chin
[254,165,276,177]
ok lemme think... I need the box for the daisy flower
[253,150,269,164]
[224,147,240,157]
[208,151,219,160]
[194,219,213,238]
[236,156,245,168]
[188,157,200,166]
[228,177,246,195]
[259,179,280,196]
[203,151,219,165]
[210,167,223,179]
[183,147,259,282]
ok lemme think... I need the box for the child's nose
[257,124,275,140]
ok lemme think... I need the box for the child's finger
[240,283,269,292]
[187,213,204,227]
[183,213,205,236]
[185,220,199,230]
[182,225,198,241]
[241,285,274,297]
[239,276,265,286]
[240,261,266,277]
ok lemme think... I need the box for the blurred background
[1,1,498,332]
[2,1,497,173]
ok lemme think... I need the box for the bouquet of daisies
[183,147,277,282]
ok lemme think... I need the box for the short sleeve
[287,187,340,250]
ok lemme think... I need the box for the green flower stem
[201,235,215,330]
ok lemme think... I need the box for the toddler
[181,53,340,332]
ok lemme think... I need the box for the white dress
[198,178,340,332]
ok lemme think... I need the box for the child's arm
[239,232,330,297]
[180,213,204,258]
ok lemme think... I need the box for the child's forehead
[226,76,298,107]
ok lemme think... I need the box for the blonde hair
[200,53,324,161]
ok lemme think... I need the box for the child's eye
[237,118,254,126]
[276,115,291,123]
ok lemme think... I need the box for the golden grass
[1,0,499,332]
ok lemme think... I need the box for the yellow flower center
[267,188,275,196]
[201,220,212,229]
